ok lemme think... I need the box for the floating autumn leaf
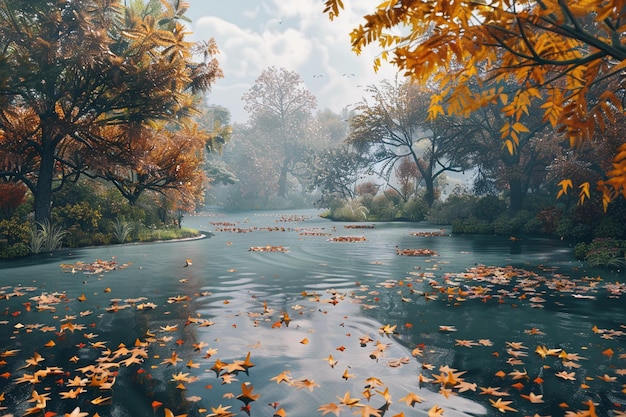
[353,404,382,417]
[64,407,88,417]
[90,396,112,405]
[596,373,617,382]
[270,370,292,384]
[236,382,260,404]
[427,405,444,417]
[337,391,360,408]
[66,375,88,387]
[273,408,287,417]
[206,404,234,417]
[438,325,457,332]
[520,392,544,403]
[398,391,424,406]
[318,402,344,416]
[293,378,320,392]
[489,398,517,413]
[555,371,577,381]
[379,324,396,335]
[454,381,477,392]
[324,354,338,368]
[342,368,355,380]
[479,387,509,396]
[59,388,85,399]
[164,408,188,417]
[22,352,45,368]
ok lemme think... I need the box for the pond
[0,209,624,417]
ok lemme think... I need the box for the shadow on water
[0,209,623,417]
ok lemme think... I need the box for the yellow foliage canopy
[324,0,626,206]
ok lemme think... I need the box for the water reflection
[0,209,623,417]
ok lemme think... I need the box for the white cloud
[187,0,400,122]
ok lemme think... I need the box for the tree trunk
[277,161,288,198]
[33,141,56,225]
[509,177,524,213]
[424,177,435,208]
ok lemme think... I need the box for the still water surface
[0,209,624,417]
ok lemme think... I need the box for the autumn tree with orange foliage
[0,0,221,224]
[0,182,27,219]
[324,0,626,209]
[86,122,207,209]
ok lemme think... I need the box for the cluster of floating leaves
[274,215,312,223]
[328,236,368,242]
[0,219,624,417]
[395,248,438,257]
[409,231,449,237]
[247,246,289,253]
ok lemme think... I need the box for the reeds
[111,218,134,244]
[29,220,68,254]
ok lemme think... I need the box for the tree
[394,157,421,202]
[347,78,470,207]
[307,146,371,208]
[88,122,207,207]
[0,0,221,224]
[324,0,626,207]
[455,86,558,212]
[242,67,317,198]
[0,181,27,219]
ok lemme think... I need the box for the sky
[184,0,399,123]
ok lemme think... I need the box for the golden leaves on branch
[324,0,626,207]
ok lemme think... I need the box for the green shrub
[573,242,588,260]
[1,242,29,259]
[91,233,111,246]
[428,192,475,224]
[473,195,507,222]
[556,218,593,241]
[136,227,198,242]
[53,202,102,232]
[593,217,625,239]
[401,197,428,221]
[332,199,369,221]
[0,217,31,245]
[492,216,518,235]
[523,217,543,234]
[575,238,626,267]
[367,195,396,221]
[452,217,493,234]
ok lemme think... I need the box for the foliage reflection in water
[0,209,623,417]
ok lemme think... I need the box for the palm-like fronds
[111,218,134,244]
[29,220,68,254]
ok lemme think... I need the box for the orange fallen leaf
[602,348,614,358]
[511,382,525,390]
[300,338,309,345]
